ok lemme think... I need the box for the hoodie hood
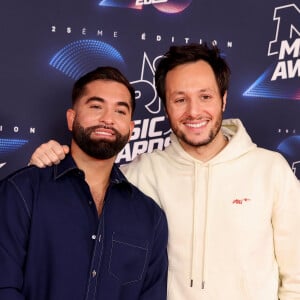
[168,118,257,165]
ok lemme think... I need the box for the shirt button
[92,270,97,277]
[91,235,96,240]
[89,201,93,205]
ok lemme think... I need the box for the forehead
[165,60,217,90]
[82,79,132,103]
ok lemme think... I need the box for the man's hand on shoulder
[29,140,69,168]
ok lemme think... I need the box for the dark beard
[72,119,130,159]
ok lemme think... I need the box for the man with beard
[29,44,300,299]
[0,67,168,300]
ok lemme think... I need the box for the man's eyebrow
[171,88,214,95]
[86,97,131,111]
[86,96,104,103]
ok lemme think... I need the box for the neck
[73,144,114,175]
[71,143,116,215]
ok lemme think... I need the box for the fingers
[62,145,70,155]
[29,140,69,168]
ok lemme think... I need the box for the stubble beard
[173,112,223,148]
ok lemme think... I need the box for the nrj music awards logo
[98,0,192,13]
[49,39,171,164]
[117,52,171,164]
[243,3,300,100]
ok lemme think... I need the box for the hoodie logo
[232,198,251,205]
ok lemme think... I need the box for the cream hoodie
[121,118,300,300]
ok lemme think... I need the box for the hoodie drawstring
[190,162,197,287]
[190,163,210,290]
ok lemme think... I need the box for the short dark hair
[72,66,136,114]
[155,43,231,106]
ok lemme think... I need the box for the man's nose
[186,99,202,116]
[99,108,114,124]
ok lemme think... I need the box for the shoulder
[253,147,289,164]
[121,147,170,174]
[0,166,51,216]
[126,181,167,223]
[0,165,57,199]
[1,165,40,186]
[251,147,297,179]
[128,181,163,211]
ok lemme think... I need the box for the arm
[29,140,69,168]
[140,211,168,300]
[0,177,31,299]
[273,158,300,299]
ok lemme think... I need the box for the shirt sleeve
[139,209,168,300]
[272,157,300,299]
[0,177,30,299]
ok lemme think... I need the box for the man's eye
[116,109,126,115]
[175,98,185,103]
[201,95,211,100]
[90,105,101,109]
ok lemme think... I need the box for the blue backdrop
[1,0,299,179]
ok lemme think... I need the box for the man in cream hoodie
[29,43,300,299]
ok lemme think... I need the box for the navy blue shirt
[0,155,168,300]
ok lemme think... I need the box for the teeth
[95,131,112,136]
[186,121,207,128]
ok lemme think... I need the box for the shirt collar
[53,154,132,191]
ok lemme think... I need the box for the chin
[184,135,212,147]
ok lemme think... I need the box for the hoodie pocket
[109,232,148,285]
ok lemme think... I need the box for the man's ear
[66,109,75,131]
[222,91,227,112]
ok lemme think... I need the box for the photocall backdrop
[0,0,299,180]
